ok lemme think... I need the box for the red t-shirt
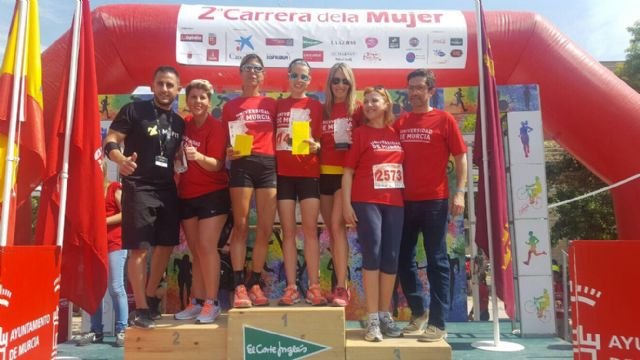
[275,97,323,177]
[393,110,467,201]
[178,114,229,199]
[319,102,363,174]
[344,125,404,206]
[105,182,122,252]
[222,96,276,156]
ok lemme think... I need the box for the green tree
[615,20,640,91]
[546,142,617,245]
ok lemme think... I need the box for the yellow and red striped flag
[0,0,46,207]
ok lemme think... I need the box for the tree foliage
[615,20,640,91]
[546,144,617,245]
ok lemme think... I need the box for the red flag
[473,1,515,319]
[0,0,45,210]
[35,0,107,314]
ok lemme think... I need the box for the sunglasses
[289,73,310,81]
[331,77,351,86]
[241,64,264,73]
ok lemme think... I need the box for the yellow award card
[233,134,254,157]
[292,121,310,155]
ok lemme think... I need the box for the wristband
[104,142,121,160]
[456,188,466,193]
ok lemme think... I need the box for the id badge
[155,155,168,168]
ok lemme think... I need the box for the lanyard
[152,102,173,157]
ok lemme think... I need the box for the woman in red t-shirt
[275,58,326,306]
[342,87,405,342]
[319,62,363,307]
[222,54,277,308]
[175,79,229,324]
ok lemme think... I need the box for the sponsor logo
[244,325,329,359]
[180,34,203,42]
[229,53,243,60]
[235,35,255,51]
[207,49,220,61]
[362,52,382,62]
[331,51,356,57]
[432,38,446,45]
[433,49,446,57]
[409,37,420,47]
[0,284,13,308]
[450,37,464,46]
[332,51,355,62]
[450,49,463,58]
[303,50,324,62]
[331,39,357,46]
[266,53,291,61]
[365,37,378,48]
[406,52,416,63]
[208,33,217,46]
[389,36,400,49]
[266,38,294,46]
[303,36,322,48]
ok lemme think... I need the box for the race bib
[334,117,351,149]
[228,120,247,146]
[372,163,404,189]
[275,127,292,151]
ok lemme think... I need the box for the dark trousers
[397,199,450,329]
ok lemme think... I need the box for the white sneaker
[115,332,125,347]
[174,299,202,320]
[402,312,429,335]
[418,325,448,342]
[380,318,403,338]
[196,300,221,324]
[364,320,383,342]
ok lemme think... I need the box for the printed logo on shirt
[183,136,201,148]
[370,140,403,152]
[237,108,273,122]
[148,125,158,136]
[398,128,433,143]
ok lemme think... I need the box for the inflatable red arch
[41,5,640,239]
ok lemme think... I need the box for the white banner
[176,5,468,69]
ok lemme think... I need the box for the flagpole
[467,145,480,321]
[0,0,29,247]
[471,0,524,351]
[474,0,501,345]
[55,0,82,247]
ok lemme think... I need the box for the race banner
[0,246,61,360]
[570,241,640,359]
[176,5,468,69]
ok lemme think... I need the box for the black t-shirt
[110,100,185,188]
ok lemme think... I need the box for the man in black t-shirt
[103,66,185,328]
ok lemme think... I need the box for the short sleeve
[109,103,134,135]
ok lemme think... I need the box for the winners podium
[125,306,451,359]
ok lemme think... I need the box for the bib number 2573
[372,163,404,189]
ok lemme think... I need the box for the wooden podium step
[124,314,228,359]
[345,329,452,360]
[227,305,345,360]
[124,308,448,359]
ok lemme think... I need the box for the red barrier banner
[570,240,640,360]
[0,246,61,360]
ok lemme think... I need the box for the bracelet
[456,188,466,193]
[104,142,121,160]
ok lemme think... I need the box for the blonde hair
[185,79,213,99]
[324,62,357,119]
[363,86,394,126]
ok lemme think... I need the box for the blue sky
[0,0,638,61]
